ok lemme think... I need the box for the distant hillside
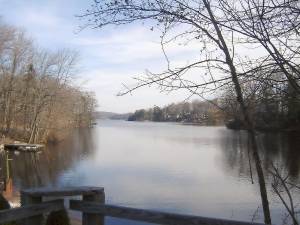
[93,111,131,120]
[128,99,225,125]
[93,111,116,119]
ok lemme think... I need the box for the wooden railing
[20,186,105,225]
[0,200,63,224]
[0,186,265,225]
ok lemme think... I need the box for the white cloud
[23,10,61,28]
[72,26,203,64]
[0,0,210,113]
[76,68,194,113]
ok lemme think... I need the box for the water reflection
[0,128,96,203]
[0,120,299,225]
[261,132,300,179]
[219,130,300,182]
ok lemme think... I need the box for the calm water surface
[1,120,300,224]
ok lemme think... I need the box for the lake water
[1,120,300,224]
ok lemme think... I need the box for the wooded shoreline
[0,22,96,144]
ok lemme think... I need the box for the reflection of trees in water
[219,130,250,179]
[262,132,300,180]
[220,130,300,182]
[1,128,95,190]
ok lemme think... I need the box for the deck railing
[0,186,264,225]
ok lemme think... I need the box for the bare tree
[80,0,278,223]
[0,21,96,144]
[218,0,300,93]
[269,164,299,225]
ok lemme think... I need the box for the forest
[221,83,300,131]
[128,82,300,130]
[128,99,224,125]
[0,22,96,144]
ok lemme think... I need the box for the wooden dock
[0,186,265,225]
[4,143,44,152]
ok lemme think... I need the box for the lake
[1,120,300,225]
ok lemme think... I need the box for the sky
[0,0,202,113]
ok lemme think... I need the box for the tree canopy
[0,21,96,143]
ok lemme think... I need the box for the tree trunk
[203,1,272,224]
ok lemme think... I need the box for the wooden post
[21,192,43,225]
[5,152,9,179]
[82,189,105,225]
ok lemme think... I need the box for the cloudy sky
[0,0,201,113]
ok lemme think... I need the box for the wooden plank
[82,190,105,225]
[21,186,104,197]
[70,200,264,225]
[4,144,44,152]
[21,193,43,225]
[0,199,64,224]
[4,144,44,149]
